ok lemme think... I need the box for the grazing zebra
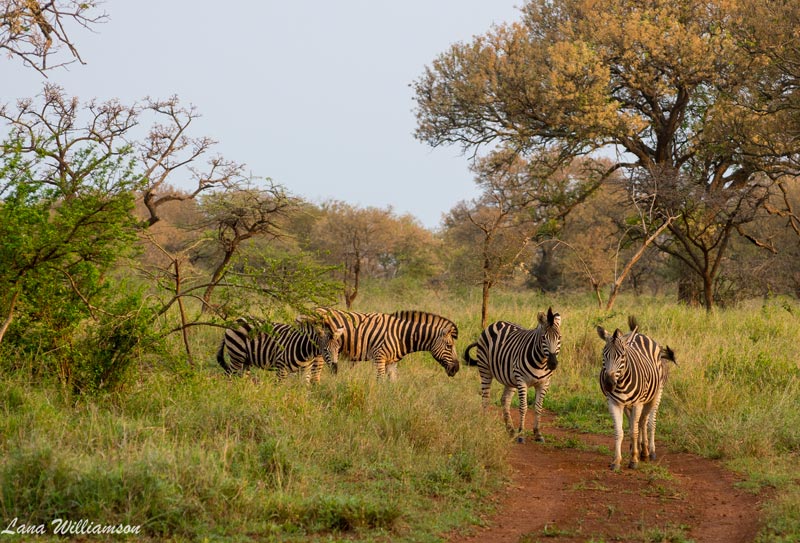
[464,307,562,443]
[216,316,344,383]
[316,308,460,379]
[597,316,676,471]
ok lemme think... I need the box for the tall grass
[0,356,508,541]
[1,285,799,541]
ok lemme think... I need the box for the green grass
[1,285,800,541]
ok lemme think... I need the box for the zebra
[216,315,344,383]
[464,307,562,443]
[316,308,460,379]
[596,316,676,471]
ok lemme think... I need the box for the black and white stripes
[216,317,343,383]
[464,307,562,443]
[319,309,460,379]
[597,316,676,470]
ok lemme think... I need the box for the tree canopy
[414,0,800,309]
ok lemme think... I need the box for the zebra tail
[464,342,479,366]
[662,345,677,365]
[216,338,233,374]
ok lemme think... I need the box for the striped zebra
[597,316,676,470]
[216,316,344,383]
[464,307,562,443]
[316,308,460,379]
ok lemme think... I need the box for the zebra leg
[638,403,654,461]
[276,365,289,383]
[532,379,550,443]
[515,382,529,444]
[308,357,324,384]
[647,388,665,461]
[479,370,493,410]
[373,360,387,379]
[627,404,643,469]
[500,386,515,436]
[608,398,625,471]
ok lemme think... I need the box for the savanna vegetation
[2,0,800,541]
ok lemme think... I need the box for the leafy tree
[414,0,800,310]
[443,149,599,327]
[0,131,145,391]
[304,201,438,309]
[196,181,295,311]
[0,0,106,74]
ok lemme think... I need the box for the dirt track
[447,412,763,543]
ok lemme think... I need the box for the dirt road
[447,412,763,543]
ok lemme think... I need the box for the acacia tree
[1,0,106,74]
[414,0,800,310]
[196,181,295,311]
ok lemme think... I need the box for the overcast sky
[3,1,523,229]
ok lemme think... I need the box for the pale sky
[2,1,523,229]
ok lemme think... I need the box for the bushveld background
[1,283,799,542]
[4,2,800,541]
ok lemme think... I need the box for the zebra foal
[464,307,562,443]
[217,315,344,383]
[597,316,676,470]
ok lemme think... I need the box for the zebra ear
[538,311,547,325]
[612,328,623,341]
[547,307,555,325]
[596,326,609,340]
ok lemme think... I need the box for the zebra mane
[390,310,458,336]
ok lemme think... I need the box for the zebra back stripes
[217,317,343,383]
[317,308,460,379]
[597,315,676,470]
[464,307,562,442]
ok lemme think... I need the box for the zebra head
[537,307,562,370]
[431,323,460,377]
[298,315,344,372]
[596,326,636,390]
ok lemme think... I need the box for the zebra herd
[216,306,675,471]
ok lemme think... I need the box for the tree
[0,86,143,343]
[443,150,599,327]
[303,201,438,309]
[196,181,295,311]
[0,116,145,391]
[1,0,106,74]
[414,0,800,310]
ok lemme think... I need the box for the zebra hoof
[534,434,545,443]
[649,452,657,461]
[516,436,525,444]
[628,461,638,470]
[610,463,620,471]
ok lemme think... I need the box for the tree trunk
[345,259,360,309]
[202,248,235,314]
[606,219,674,312]
[0,290,20,344]
[174,259,194,367]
